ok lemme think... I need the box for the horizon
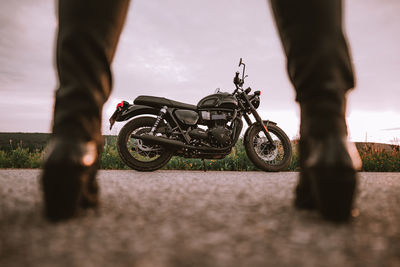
[0,131,398,146]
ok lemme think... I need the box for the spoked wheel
[244,123,292,171]
[117,116,173,171]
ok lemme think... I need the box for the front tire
[117,116,173,171]
[244,123,292,171]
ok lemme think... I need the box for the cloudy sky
[0,0,399,143]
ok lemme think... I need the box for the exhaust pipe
[131,134,185,149]
[131,134,233,153]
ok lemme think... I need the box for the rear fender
[109,104,160,130]
[117,105,160,121]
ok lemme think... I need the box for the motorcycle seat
[134,95,197,111]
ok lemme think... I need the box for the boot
[295,93,358,222]
[41,137,100,222]
[294,138,316,210]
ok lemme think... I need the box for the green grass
[0,138,398,172]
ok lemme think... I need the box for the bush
[0,147,43,168]
[0,150,12,168]
[1,139,399,172]
[99,142,128,170]
[359,146,400,172]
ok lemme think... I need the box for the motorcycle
[109,58,292,171]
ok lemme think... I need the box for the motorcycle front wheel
[117,116,173,171]
[244,123,292,172]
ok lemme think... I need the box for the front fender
[244,120,277,140]
[109,105,160,130]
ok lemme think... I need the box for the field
[0,133,399,171]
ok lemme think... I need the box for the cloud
[0,0,399,143]
[0,0,56,94]
[110,0,295,109]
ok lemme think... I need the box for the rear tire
[244,123,292,172]
[117,116,173,171]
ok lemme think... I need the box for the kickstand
[202,159,207,172]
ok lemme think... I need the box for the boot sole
[309,166,357,222]
[41,162,85,222]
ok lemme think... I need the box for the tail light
[116,101,130,109]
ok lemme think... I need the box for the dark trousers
[52,0,354,143]
[53,0,130,145]
[270,0,355,103]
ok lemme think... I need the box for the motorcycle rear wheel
[244,123,292,172]
[117,116,173,171]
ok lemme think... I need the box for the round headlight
[252,96,260,108]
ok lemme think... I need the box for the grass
[0,137,398,172]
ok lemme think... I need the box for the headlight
[251,95,260,108]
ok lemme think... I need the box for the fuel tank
[197,92,238,109]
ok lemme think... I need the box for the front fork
[241,94,275,147]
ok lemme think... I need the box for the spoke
[126,126,165,162]
[253,130,286,165]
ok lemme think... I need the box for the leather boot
[294,138,316,210]
[41,137,99,222]
[295,93,358,222]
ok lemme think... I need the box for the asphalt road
[1,170,400,267]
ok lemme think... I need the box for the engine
[189,110,234,147]
[208,126,232,146]
[186,91,240,147]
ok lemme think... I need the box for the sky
[0,0,399,143]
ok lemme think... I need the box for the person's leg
[42,0,130,222]
[269,0,357,222]
[53,0,130,144]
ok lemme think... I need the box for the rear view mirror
[238,58,242,67]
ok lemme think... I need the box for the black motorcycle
[109,58,292,171]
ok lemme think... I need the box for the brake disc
[255,137,278,161]
[131,128,162,156]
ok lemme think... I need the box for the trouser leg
[269,0,357,221]
[269,0,354,103]
[269,0,354,140]
[42,0,130,221]
[53,0,131,145]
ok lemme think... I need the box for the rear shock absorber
[149,106,167,135]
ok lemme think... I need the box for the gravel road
[1,170,400,267]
